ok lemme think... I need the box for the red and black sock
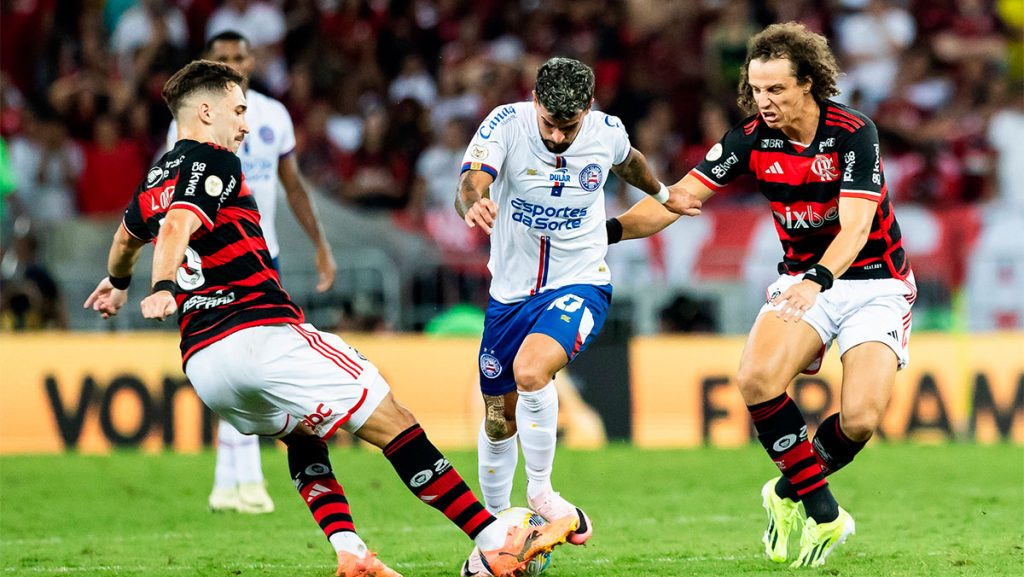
[777,412,868,500]
[748,393,838,522]
[384,424,495,539]
[285,436,356,541]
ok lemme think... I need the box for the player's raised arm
[84,223,147,319]
[455,169,498,234]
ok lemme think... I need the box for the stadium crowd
[1,0,1021,330]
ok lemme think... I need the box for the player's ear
[197,101,213,125]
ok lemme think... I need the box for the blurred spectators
[0,230,66,330]
[0,0,1020,332]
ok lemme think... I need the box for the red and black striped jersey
[690,100,911,281]
[122,139,303,363]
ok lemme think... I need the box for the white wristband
[651,182,670,204]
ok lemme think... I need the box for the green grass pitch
[1,444,1021,576]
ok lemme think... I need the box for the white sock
[477,424,518,513]
[474,517,507,551]
[516,382,558,500]
[213,420,238,489]
[329,531,368,556]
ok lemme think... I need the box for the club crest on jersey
[705,143,723,161]
[259,125,274,144]
[579,163,603,192]
[479,353,502,378]
[145,166,163,187]
[810,154,839,182]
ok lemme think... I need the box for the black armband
[606,217,623,245]
[804,264,834,291]
[108,275,132,290]
[151,280,177,294]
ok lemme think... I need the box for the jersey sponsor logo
[819,137,835,152]
[204,175,224,197]
[477,105,516,139]
[710,152,739,180]
[149,187,174,211]
[181,291,237,312]
[305,463,331,476]
[705,142,723,161]
[510,197,589,231]
[479,353,502,378]
[259,125,274,144]
[810,154,839,182]
[772,202,840,229]
[410,469,433,488]
[579,163,603,192]
[549,168,570,183]
[184,162,207,196]
[470,144,489,160]
[843,151,856,182]
[872,143,882,185]
[760,138,784,149]
[145,166,163,187]
[603,115,622,128]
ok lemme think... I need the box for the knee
[735,366,783,404]
[839,410,880,442]
[512,362,552,392]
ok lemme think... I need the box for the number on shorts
[547,294,583,313]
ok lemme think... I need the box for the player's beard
[543,139,570,153]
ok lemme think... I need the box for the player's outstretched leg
[478,393,519,513]
[281,434,402,577]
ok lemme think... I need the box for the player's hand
[774,280,822,323]
[83,277,128,319]
[141,291,177,321]
[315,242,337,293]
[463,197,498,235]
[663,184,702,217]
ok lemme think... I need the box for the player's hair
[736,22,841,113]
[534,57,595,120]
[205,30,251,54]
[162,60,244,118]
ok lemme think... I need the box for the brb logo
[510,197,589,231]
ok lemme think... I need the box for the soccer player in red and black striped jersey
[609,23,916,567]
[84,60,576,577]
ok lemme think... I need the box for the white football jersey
[167,89,296,257]
[462,101,631,303]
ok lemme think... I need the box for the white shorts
[185,323,389,439]
[759,273,917,372]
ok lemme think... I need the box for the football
[461,507,553,576]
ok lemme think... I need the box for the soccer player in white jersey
[167,31,337,515]
[455,58,700,572]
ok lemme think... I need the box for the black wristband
[151,280,177,294]
[804,264,834,291]
[606,217,623,245]
[108,275,132,290]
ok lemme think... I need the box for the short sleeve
[122,189,152,242]
[461,105,516,179]
[689,122,754,189]
[603,114,631,165]
[837,119,885,202]
[169,146,242,230]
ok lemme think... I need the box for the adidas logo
[887,330,899,341]
[764,161,784,175]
